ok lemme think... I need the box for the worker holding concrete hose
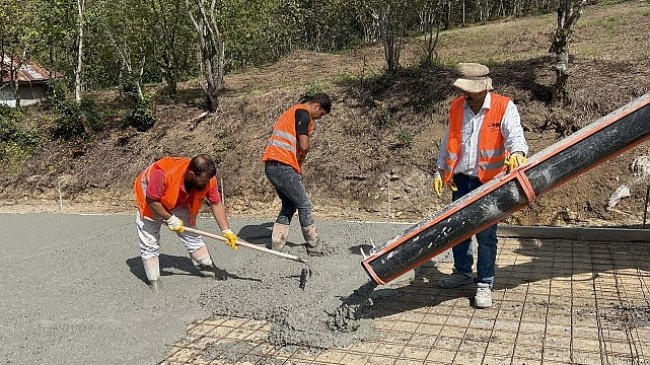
[134,154,238,291]
[262,93,332,256]
[433,63,528,308]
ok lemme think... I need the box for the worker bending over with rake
[433,63,528,308]
[134,154,238,291]
[262,93,331,256]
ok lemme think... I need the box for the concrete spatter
[198,240,379,349]
[326,281,378,332]
[195,219,408,351]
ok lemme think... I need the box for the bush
[0,104,22,123]
[127,95,156,132]
[302,82,326,100]
[0,107,41,168]
[52,97,100,139]
[0,107,40,146]
[397,129,413,147]
[48,81,100,139]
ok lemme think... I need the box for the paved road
[0,213,407,365]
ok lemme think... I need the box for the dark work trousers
[264,161,314,227]
[451,173,499,288]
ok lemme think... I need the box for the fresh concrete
[0,213,406,365]
[4,212,644,365]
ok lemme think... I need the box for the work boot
[474,283,493,309]
[196,263,228,280]
[438,270,473,288]
[302,225,324,257]
[148,279,161,293]
[142,257,161,292]
[191,246,227,280]
[271,223,290,251]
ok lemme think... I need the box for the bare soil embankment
[1,2,649,227]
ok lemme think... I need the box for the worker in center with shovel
[134,154,238,291]
[262,93,332,256]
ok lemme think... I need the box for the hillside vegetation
[1,1,650,227]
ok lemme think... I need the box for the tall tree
[150,0,195,96]
[99,0,156,102]
[549,0,587,106]
[187,0,225,112]
[74,0,94,134]
[378,0,410,72]
[418,0,443,67]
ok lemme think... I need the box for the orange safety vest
[261,104,314,174]
[134,157,216,222]
[443,94,510,184]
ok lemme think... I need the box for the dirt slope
[1,2,649,227]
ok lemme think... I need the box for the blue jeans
[264,161,314,227]
[451,174,498,288]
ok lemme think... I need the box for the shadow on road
[126,254,203,284]
[237,221,303,249]
[126,254,263,284]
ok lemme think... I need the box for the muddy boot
[143,256,161,292]
[148,280,162,293]
[190,246,226,280]
[302,225,324,257]
[271,223,290,251]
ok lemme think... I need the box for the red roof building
[1,56,61,107]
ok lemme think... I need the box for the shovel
[183,227,310,265]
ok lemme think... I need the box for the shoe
[438,270,473,288]
[474,283,493,309]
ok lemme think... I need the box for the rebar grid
[161,237,650,365]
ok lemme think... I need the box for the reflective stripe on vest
[443,94,510,184]
[262,104,313,174]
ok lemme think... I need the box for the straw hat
[452,63,494,93]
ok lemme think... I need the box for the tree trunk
[75,0,84,104]
[75,0,94,135]
[420,1,442,67]
[379,4,407,73]
[9,53,23,111]
[187,0,224,112]
[549,0,587,106]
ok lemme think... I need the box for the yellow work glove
[505,152,526,173]
[222,229,238,250]
[166,215,185,233]
[432,171,458,198]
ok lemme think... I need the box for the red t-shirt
[145,167,221,209]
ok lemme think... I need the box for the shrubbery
[48,81,100,139]
[127,95,156,132]
[0,106,41,169]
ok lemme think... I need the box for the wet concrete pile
[197,250,377,349]
[197,223,393,350]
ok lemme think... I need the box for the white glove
[166,215,185,233]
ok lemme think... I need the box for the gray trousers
[264,161,314,227]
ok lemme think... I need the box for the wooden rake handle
[183,227,309,265]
